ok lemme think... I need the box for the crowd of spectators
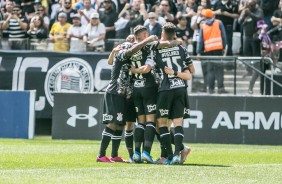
[0,0,281,60]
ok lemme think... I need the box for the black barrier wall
[52,93,282,145]
[0,51,111,119]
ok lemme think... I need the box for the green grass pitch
[0,136,282,184]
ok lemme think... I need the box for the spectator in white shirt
[67,14,86,52]
[78,0,97,26]
[83,12,106,52]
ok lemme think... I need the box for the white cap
[90,12,99,19]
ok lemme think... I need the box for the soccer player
[153,22,195,164]
[106,35,136,162]
[96,35,158,162]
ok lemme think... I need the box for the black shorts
[133,86,158,116]
[125,97,137,122]
[103,93,126,126]
[157,88,190,119]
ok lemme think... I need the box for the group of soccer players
[96,22,195,165]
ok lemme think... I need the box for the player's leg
[110,124,126,162]
[124,97,136,162]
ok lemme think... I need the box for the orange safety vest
[202,20,223,52]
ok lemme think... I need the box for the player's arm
[131,58,154,74]
[125,35,158,58]
[131,64,151,74]
[107,45,122,65]
[164,66,191,80]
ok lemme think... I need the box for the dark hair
[32,15,45,29]
[133,25,147,36]
[13,4,21,9]
[162,22,176,39]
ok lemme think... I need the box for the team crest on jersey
[169,78,185,88]
[159,109,169,116]
[44,58,94,106]
[117,112,123,121]
[147,104,156,112]
[184,108,190,115]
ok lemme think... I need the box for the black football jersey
[154,45,193,91]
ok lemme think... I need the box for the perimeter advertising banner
[52,92,282,145]
[0,51,111,118]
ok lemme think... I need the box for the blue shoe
[128,156,134,163]
[133,151,142,163]
[141,151,155,164]
[171,155,180,165]
[161,158,172,165]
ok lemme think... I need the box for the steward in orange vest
[196,9,227,54]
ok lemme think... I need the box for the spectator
[191,5,204,55]
[83,12,106,52]
[49,12,71,51]
[238,0,264,94]
[159,0,174,22]
[114,10,130,39]
[20,0,36,19]
[260,0,280,29]
[213,0,239,56]
[270,0,282,63]
[144,12,162,38]
[176,15,190,47]
[2,1,14,43]
[176,0,187,19]
[27,15,48,39]
[118,0,147,29]
[36,6,50,28]
[144,4,166,26]
[2,5,29,49]
[56,0,77,24]
[67,13,86,52]
[78,0,96,26]
[200,0,211,8]
[182,0,197,39]
[197,9,228,94]
[99,0,118,51]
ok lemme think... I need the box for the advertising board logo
[44,58,94,106]
[67,106,98,127]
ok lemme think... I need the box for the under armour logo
[67,106,98,127]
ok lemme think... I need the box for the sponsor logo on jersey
[103,114,113,121]
[134,79,145,88]
[147,104,156,112]
[159,109,169,116]
[169,78,186,88]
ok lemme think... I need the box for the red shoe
[109,156,125,162]
[180,146,191,164]
[96,156,113,162]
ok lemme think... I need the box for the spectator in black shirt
[56,0,77,24]
[213,0,239,56]
[27,15,48,39]
[176,15,190,47]
[99,0,118,51]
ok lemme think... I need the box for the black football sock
[170,130,175,145]
[134,123,145,153]
[98,126,114,157]
[111,130,123,158]
[144,122,156,154]
[159,127,173,160]
[125,130,134,157]
[156,133,167,158]
[174,126,184,156]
